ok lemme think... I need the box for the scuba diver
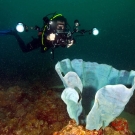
[0,12,99,59]
[0,13,74,59]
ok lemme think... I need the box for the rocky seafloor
[0,69,135,135]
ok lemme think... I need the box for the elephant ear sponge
[86,80,135,130]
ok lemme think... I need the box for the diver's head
[50,16,67,33]
[56,21,65,32]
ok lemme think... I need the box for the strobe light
[92,28,99,36]
[16,23,25,32]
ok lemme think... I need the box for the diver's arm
[13,32,28,52]
[0,29,29,52]
[13,31,40,52]
[25,37,41,52]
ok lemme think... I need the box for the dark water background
[0,0,135,85]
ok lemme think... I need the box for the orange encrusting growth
[0,85,70,135]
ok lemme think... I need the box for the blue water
[0,0,135,82]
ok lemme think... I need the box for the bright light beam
[16,23,25,32]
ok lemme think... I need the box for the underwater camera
[52,31,72,46]
[15,19,99,47]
